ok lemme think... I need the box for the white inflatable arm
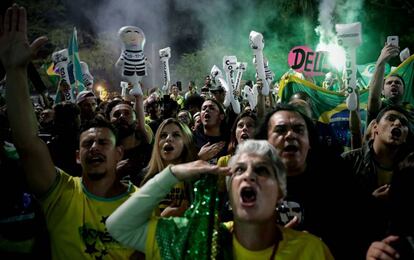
[159,47,171,93]
[80,61,94,89]
[336,23,362,111]
[234,62,247,94]
[52,49,74,102]
[249,31,269,96]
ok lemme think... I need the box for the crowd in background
[1,3,414,260]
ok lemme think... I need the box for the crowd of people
[1,3,414,260]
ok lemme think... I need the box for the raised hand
[377,44,400,66]
[0,4,47,70]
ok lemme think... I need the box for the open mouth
[283,144,299,153]
[163,144,174,152]
[240,187,257,204]
[240,133,249,140]
[390,88,399,94]
[204,114,211,120]
[391,128,402,138]
[86,155,105,164]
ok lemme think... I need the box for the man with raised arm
[367,43,414,123]
[1,4,137,259]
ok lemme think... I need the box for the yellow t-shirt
[40,169,138,259]
[226,222,334,260]
[217,154,231,192]
[145,219,334,260]
[144,123,154,144]
[158,181,188,214]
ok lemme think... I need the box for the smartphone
[387,36,399,47]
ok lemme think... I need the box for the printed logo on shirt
[277,200,304,227]
[79,215,123,258]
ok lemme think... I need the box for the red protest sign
[288,46,330,76]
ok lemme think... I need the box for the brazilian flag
[278,54,414,148]
[389,54,414,105]
[44,62,59,87]
[68,27,85,98]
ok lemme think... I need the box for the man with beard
[1,5,138,258]
[109,98,153,186]
[367,44,414,123]
[342,105,413,255]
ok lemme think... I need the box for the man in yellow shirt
[1,5,137,259]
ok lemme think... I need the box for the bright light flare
[316,42,346,71]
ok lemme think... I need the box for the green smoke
[173,0,320,87]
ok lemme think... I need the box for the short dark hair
[384,74,405,88]
[79,115,120,146]
[376,105,414,146]
[53,101,80,133]
[203,98,225,115]
[105,100,133,119]
[184,95,204,111]
[255,103,318,149]
[375,105,411,124]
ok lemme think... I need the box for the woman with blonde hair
[141,118,197,217]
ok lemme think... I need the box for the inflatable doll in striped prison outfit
[116,26,148,96]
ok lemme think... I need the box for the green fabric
[42,62,60,87]
[3,142,19,160]
[68,27,85,97]
[155,174,220,260]
[278,74,369,124]
[277,54,414,148]
[388,54,414,105]
[357,62,391,89]
[278,54,414,122]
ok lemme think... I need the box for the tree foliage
[10,0,414,94]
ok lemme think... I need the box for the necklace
[269,226,283,259]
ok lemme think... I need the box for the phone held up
[387,35,399,47]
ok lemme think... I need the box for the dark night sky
[1,0,414,88]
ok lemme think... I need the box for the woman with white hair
[106,140,333,259]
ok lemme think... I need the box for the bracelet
[168,164,177,178]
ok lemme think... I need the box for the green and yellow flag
[388,54,414,105]
[278,54,414,148]
[68,27,85,98]
[44,62,60,87]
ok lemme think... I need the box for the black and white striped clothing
[120,49,147,77]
